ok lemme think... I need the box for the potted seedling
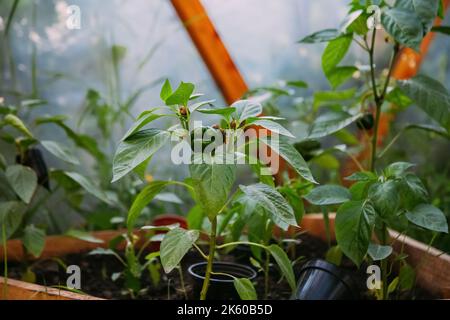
[111,79,318,299]
[299,0,450,299]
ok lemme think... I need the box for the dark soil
[1,233,434,300]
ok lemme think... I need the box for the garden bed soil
[0,233,434,300]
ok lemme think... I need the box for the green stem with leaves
[367,28,400,300]
[199,217,217,300]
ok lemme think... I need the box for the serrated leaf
[112,129,170,182]
[22,225,46,258]
[6,165,38,204]
[41,140,80,165]
[368,243,393,261]
[233,278,257,300]
[240,183,297,231]
[336,200,376,266]
[160,228,199,273]
[406,204,448,233]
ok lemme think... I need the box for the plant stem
[177,266,188,300]
[199,217,217,300]
[2,223,8,299]
[264,251,270,300]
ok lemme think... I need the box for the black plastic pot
[292,259,358,300]
[188,262,257,300]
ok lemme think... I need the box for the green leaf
[160,228,199,273]
[384,162,415,178]
[398,75,450,132]
[267,244,296,293]
[304,185,351,206]
[402,173,428,204]
[165,82,195,106]
[325,245,343,266]
[286,80,308,88]
[6,165,38,204]
[396,0,440,33]
[399,264,416,290]
[41,140,80,165]
[127,181,177,231]
[121,111,165,141]
[382,8,424,51]
[64,229,104,244]
[431,25,450,35]
[62,171,112,205]
[4,114,34,139]
[0,201,25,239]
[240,183,297,231]
[189,163,235,220]
[298,29,340,43]
[112,129,170,182]
[262,137,317,184]
[22,225,46,258]
[335,200,376,266]
[197,107,236,117]
[160,79,173,102]
[232,100,262,122]
[308,112,363,139]
[388,277,399,294]
[326,66,358,89]
[386,87,413,109]
[322,34,353,72]
[251,119,295,138]
[233,278,257,300]
[345,171,377,182]
[406,204,448,233]
[186,205,204,230]
[313,88,356,110]
[368,243,393,261]
[369,181,400,218]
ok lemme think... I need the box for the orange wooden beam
[170,0,248,104]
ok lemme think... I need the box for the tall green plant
[300,0,449,299]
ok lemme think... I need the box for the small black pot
[292,259,358,300]
[188,262,257,300]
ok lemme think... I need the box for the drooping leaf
[0,201,25,239]
[398,75,450,132]
[368,243,393,261]
[240,183,297,231]
[6,165,38,204]
[262,137,317,184]
[62,171,112,205]
[267,244,296,293]
[64,229,104,244]
[381,8,424,51]
[406,204,448,233]
[127,181,178,231]
[298,29,341,43]
[22,225,46,258]
[160,228,199,273]
[4,114,34,139]
[112,129,170,182]
[189,163,235,220]
[335,200,376,266]
[304,185,351,206]
[41,140,80,165]
[233,278,257,300]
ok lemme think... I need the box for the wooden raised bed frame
[1,214,449,300]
